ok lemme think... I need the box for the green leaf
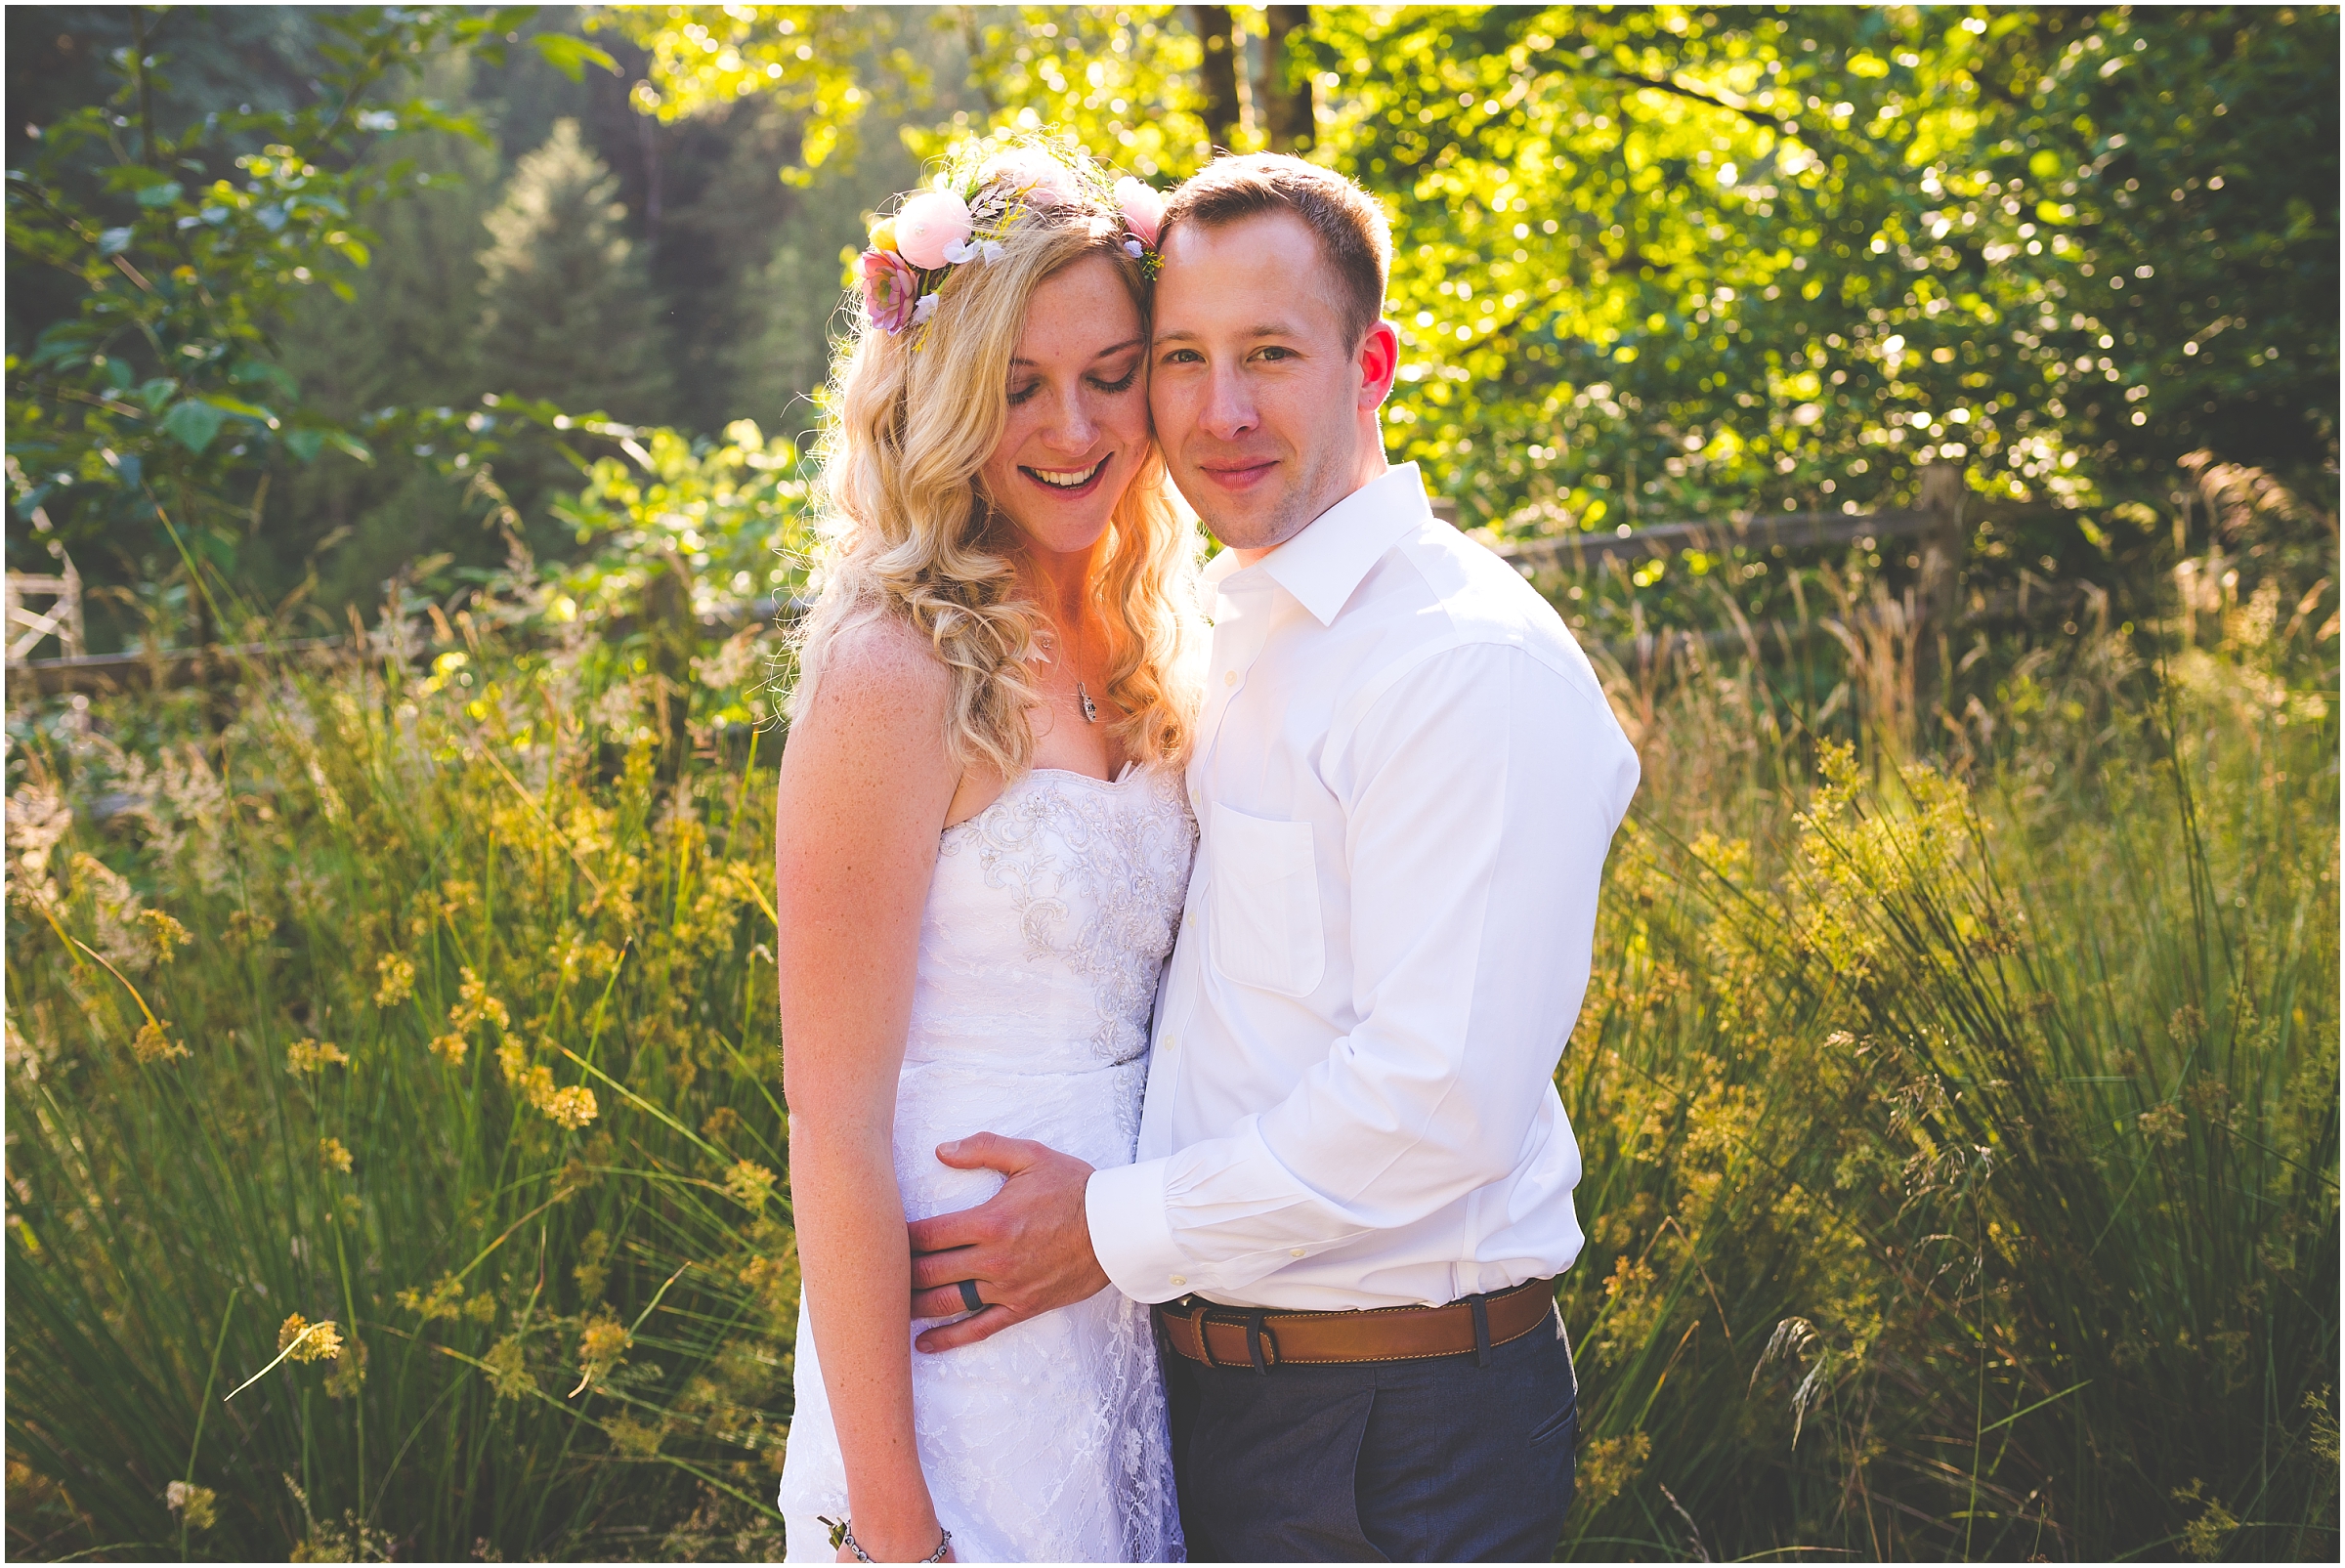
[133,180,185,209]
[284,428,326,463]
[326,431,374,464]
[203,394,277,427]
[159,399,228,454]
[532,33,621,82]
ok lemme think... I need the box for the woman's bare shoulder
[803,611,951,720]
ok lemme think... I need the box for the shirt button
[1290,1248,1305,1257]
[1222,669,1237,687]
[1171,1275,1187,1288]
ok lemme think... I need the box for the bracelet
[821,1515,952,1563]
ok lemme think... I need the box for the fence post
[1916,462,1971,706]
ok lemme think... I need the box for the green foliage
[618,5,2336,533]
[479,119,674,426]
[1330,4,2340,528]
[538,417,813,633]
[3,8,523,588]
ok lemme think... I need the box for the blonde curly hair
[789,142,1201,780]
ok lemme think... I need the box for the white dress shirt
[1085,463,1641,1311]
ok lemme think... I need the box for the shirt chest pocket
[1206,803,1325,997]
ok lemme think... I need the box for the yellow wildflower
[464,1293,499,1325]
[605,1413,665,1458]
[319,1137,354,1174]
[396,1273,466,1322]
[496,1035,595,1127]
[542,1085,598,1129]
[141,909,192,964]
[428,1033,467,1067]
[484,1335,533,1400]
[277,1313,343,1364]
[285,1038,349,1075]
[723,1160,778,1212]
[373,953,415,1008]
[133,1019,189,1064]
[164,1479,219,1531]
[450,966,509,1035]
[576,1311,631,1392]
[1574,1431,1650,1518]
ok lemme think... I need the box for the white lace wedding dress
[779,763,1195,1563]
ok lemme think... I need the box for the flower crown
[856,145,1165,339]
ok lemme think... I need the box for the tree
[611,4,2337,538]
[478,118,673,423]
[3,4,620,643]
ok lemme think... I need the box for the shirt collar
[1203,463,1432,626]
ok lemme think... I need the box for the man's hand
[906,1133,1108,1352]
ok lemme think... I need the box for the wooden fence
[11,466,2086,699]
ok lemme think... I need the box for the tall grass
[6,622,799,1560]
[3,543,2335,1560]
[1556,553,2339,1559]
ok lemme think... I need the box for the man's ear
[1356,319,1401,409]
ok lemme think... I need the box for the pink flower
[1115,178,1164,248]
[894,190,975,270]
[986,148,1079,210]
[859,247,921,335]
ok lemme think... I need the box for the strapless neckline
[943,761,1148,841]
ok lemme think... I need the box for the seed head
[277,1313,343,1364]
[576,1312,631,1390]
[133,1019,189,1064]
[373,953,416,1008]
[484,1335,533,1401]
[142,909,192,964]
[542,1084,598,1130]
[723,1160,778,1212]
[285,1038,349,1075]
[164,1479,219,1531]
[319,1137,354,1174]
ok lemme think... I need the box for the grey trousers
[1164,1299,1579,1562]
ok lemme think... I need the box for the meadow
[5,488,2335,1560]
[5,5,2337,1560]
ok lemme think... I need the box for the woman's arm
[776,618,960,1562]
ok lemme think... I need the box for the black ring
[957,1279,984,1314]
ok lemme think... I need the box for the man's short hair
[1160,153,1392,347]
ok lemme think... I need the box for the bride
[772,141,1199,1563]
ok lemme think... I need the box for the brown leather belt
[1155,1277,1557,1371]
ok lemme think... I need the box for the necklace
[1061,612,1098,724]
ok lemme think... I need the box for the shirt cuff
[1085,1157,1188,1304]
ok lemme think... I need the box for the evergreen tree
[272,108,503,615]
[477,118,671,422]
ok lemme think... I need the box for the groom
[907,154,1640,1560]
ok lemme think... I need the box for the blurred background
[4,6,2336,1563]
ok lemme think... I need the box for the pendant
[1077,681,1098,724]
